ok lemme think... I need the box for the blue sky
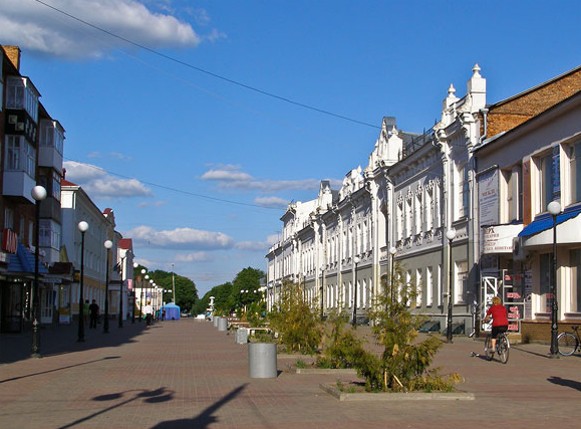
[1,0,580,296]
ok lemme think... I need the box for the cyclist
[483,296,509,357]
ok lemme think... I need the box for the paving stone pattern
[1,319,581,428]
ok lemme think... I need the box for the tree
[355,264,458,392]
[147,269,198,313]
[268,281,322,354]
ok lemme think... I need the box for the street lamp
[352,256,361,327]
[389,246,397,306]
[548,200,562,357]
[446,228,457,343]
[138,269,147,322]
[119,252,127,328]
[320,265,325,321]
[103,240,113,333]
[172,263,176,303]
[77,221,89,342]
[31,185,47,357]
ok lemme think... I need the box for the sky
[1,0,580,297]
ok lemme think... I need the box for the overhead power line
[64,158,285,210]
[33,0,379,129]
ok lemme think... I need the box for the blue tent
[162,303,180,320]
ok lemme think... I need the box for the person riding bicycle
[483,296,509,356]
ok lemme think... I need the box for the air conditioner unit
[512,236,527,261]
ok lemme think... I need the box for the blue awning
[519,206,581,238]
[7,242,48,275]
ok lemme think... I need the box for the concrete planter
[218,317,228,331]
[235,328,248,344]
[248,342,277,378]
[213,316,220,327]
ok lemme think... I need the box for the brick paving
[1,319,581,428]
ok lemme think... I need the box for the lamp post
[548,200,562,357]
[320,265,325,321]
[171,263,176,304]
[389,246,397,306]
[138,269,147,322]
[31,185,47,358]
[77,221,89,342]
[119,253,126,328]
[446,228,457,343]
[103,240,112,333]
[352,256,360,327]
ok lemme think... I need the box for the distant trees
[194,267,265,317]
[136,265,199,313]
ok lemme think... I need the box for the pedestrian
[143,301,154,326]
[483,296,509,358]
[89,299,99,329]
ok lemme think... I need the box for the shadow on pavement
[0,355,120,384]
[547,376,581,392]
[0,319,149,364]
[151,384,248,429]
[57,387,175,429]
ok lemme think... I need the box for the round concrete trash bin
[235,328,248,344]
[218,317,228,331]
[213,316,220,327]
[248,343,277,378]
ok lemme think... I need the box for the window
[39,219,61,250]
[454,260,468,304]
[425,188,433,230]
[569,141,581,203]
[6,76,39,121]
[570,249,581,313]
[506,165,523,222]
[4,208,14,229]
[415,193,422,234]
[539,147,560,212]
[5,135,35,177]
[455,164,470,219]
[426,266,433,306]
[540,253,553,313]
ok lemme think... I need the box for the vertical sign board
[478,168,500,227]
[552,145,561,201]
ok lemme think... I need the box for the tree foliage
[354,264,457,392]
[268,281,322,354]
[135,265,198,313]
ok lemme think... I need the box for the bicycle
[484,331,510,363]
[557,325,581,356]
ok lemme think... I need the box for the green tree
[147,269,198,313]
[355,264,457,392]
[268,281,322,354]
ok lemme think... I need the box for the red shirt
[486,304,509,327]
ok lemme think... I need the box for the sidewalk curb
[319,383,475,401]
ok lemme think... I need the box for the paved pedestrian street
[1,319,581,428]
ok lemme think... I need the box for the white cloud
[175,252,209,262]
[235,241,269,252]
[254,196,289,209]
[0,0,201,59]
[126,225,234,250]
[201,165,323,192]
[63,160,152,198]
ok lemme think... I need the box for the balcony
[38,119,64,171]
[3,170,36,203]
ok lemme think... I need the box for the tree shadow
[151,384,248,429]
[547,376,581,391]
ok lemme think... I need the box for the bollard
[248,342,277,378]
[218,317,227,331]
[236,328,248,344]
